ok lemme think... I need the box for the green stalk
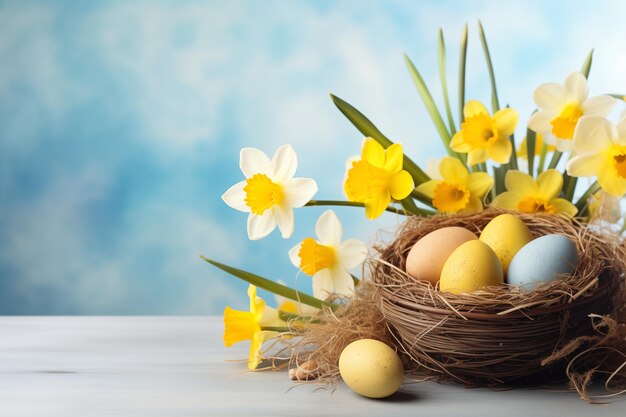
[438,28,456,135]
[330,94,430,185]
[526,128,536,176]
[581,49,594,79]
[607,93,626,100]
[537,143,548,175]
[478,20,500,112]
[403,54,454,155]
[507,130,519,171]
[400,196,434,216]
[563,172,577,201]
[458,24,468,123]
[547,151,563,170]
[574,181,600,213]
[493,165,506,197]
[261,326,291,332]
[305,199,434,216]
[200,257,331,309]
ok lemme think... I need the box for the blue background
[1,0,624,314]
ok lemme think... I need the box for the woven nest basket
[370,209,626,388]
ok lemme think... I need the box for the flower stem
[261,326,291,332]
[537,144,548,175]
[547,151,563,170]
[574,181,600,214]
[305,199,434,216]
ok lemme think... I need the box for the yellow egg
[440,240,503,294]
[405,227,477,286]
[338,339,404,398]
[479,214,532,274]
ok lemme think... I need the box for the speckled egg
[479,214,533,275]
[338,339,404,398]
[439,240,504,294]
[405,227,478,286]
[507,234,579,289]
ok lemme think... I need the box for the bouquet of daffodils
[203,23,626,400]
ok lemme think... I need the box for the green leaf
[200,256,330,309]
[330,94,430,185]
[458,23,468,124]
[478,20,500,112]
[525,128,536,176]
[403,54,454,155]
[438,28,456,135]
[400,196,433,216]
[581,49,593,79]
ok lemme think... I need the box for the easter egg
[508,234,579,289]
[440,240,504,294]
[338,339,404,398]
[479,214,533,274]
[405,227,478,286]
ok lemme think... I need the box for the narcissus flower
[567,116,626,197]
[528,72,616,152]
[492,170,577,217]
[415,157,493,213]
[223,285,284,369]
[517,133,555,159]
[344,138,414,219]
[289,210,367,300]
[450,100,518,166]
[222,145,318,240]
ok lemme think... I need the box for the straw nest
[295,209,626,401]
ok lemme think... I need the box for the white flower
[528,72,616,152]
[288,210,368,300]
[222,145,318,240]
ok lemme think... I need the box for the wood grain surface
[0,317,622,416]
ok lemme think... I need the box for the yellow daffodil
[492,170,577,217]
[344,138,414,219]
[274,281,319,316]
[528,72,616,152]
[415,157,493,213]
[566,116,626,197]
[450,100,518,166]
[517,133,555,159]
[222,145,318,240]
[289,210,367,300]
[223,285,283,369]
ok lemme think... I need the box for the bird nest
[296,209,626,401]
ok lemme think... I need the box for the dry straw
[294,209,626,402]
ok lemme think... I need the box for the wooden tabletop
[0,316,622,416]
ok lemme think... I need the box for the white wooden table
[0,317,623,416]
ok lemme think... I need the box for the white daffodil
[288,210,368,300]
[222,145,318,240]
[528,72,616,152]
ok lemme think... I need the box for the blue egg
[507,234,579,289]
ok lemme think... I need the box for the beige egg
[479,214,532,275]
[338,339,404,398]
[440,240,504,294]
[405,227,478,286]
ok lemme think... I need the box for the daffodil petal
[582,95,617,117]
[273,205,294,239]
[487,138,512,164]
[550,198,578,217]
[240,147,271,178]
[467,148,488,166]
[439,156,468,183]
[364,191,390,220]
[315,209,342,246]
[248,330,279,370]
[536,169,563,201]
[271,144,297,183]
[415,180,440,199]
[384,143,404,173]
[505,171,537,195]
[564,72,589,103]
[528,110,556,133]
[553,137,575,153]
[450,131,472,153]
[567,154,605,178]
[362,138,385,168]
[533,82,567,110]
[494,108,518,137]
[259,306,285,328]
[283,178,318,207]
[464,100,489,118]
[329,267,355,298]
[338,239,368,269]
[463,197,483,213]
[288,242,302,268]
[222,181,250,212]
[389,170,415,200]
[598,164,626,197]
[426,158,443,179]
[467,172,494,198]
[573,116,616,155]
[312,268,335,300]
[618,118,626,145]
[491,191,523,211]
[247,211,276,240]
